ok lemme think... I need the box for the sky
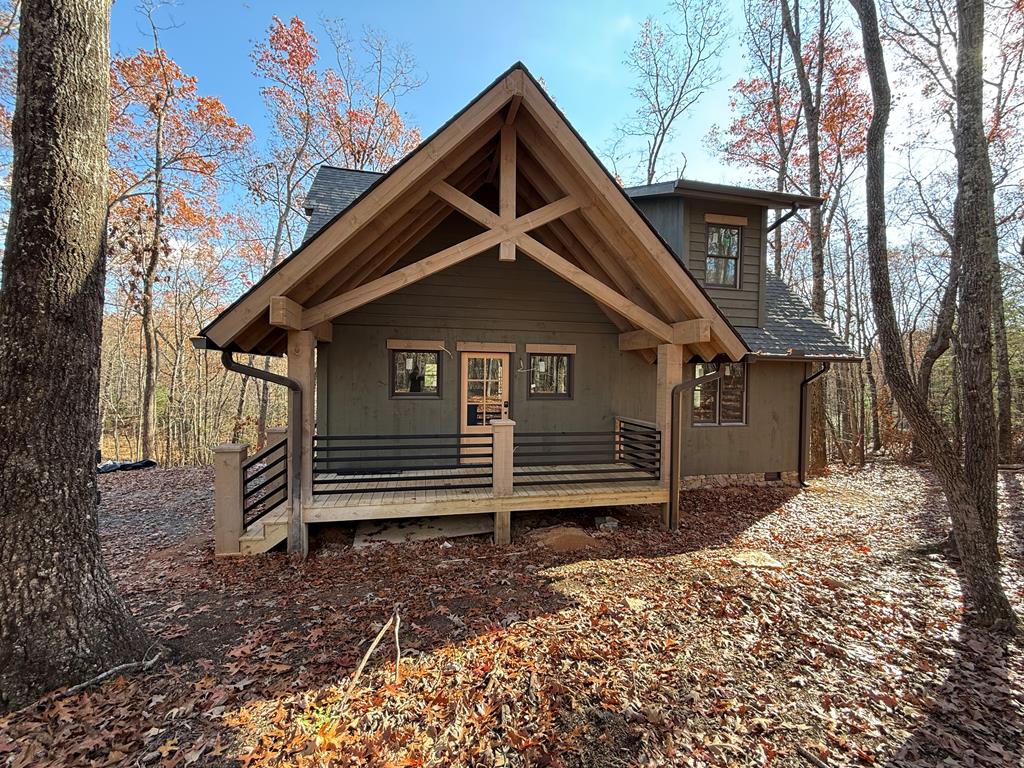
[109,0,754,186]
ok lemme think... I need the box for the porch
[215,418,666,554]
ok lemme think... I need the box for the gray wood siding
[317,215,654,438]
[684,198,763,327]
[632,196,683,259]
[631,195,765,328]
[313,213,803,478]
[679,361,804,475]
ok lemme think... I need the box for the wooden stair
[238,508,288,554]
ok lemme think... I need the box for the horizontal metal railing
[312,433,494,496]
[242,440,288,528]
[512,419,661,487]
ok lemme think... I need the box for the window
[390,350,441,398]
[528,353,573,398]
[693,362,747,425]
[705,224,741,287]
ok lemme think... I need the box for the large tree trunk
[0,0,148,710]
[954,0,1000,553]
[850,0,1016,630]
[781,0,828,472]
[991,255,1013,463]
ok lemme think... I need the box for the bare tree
[0,0,149,709]
[780,0,832,471]
[617,0,728,184]
[850,0,1017,630]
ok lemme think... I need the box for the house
[194,63,856,556]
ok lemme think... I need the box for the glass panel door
[460,351,510,462]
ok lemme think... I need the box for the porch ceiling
[199,64,748,362]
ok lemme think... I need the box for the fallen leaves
[0,464,1022,767]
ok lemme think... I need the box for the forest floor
[1,464,1023,767]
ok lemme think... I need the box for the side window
[528,353,573,399]
[693,362,747,425]
[705,223,741,288]
[390,350,441,398]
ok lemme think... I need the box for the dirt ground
[1,463,1022,767]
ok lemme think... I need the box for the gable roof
[196,63,749,361]
[300,164,857,361]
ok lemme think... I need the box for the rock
[729,550,784,569]
[527,525,598,552]
[595,515,619,531]
[624,596,647,612]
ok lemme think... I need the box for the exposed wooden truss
[203,64,748,362]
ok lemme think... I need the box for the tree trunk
[850,0,1016,630]
[991,255,1012,463]
[954,0,1000,553]
[139,104,164,460]
[781,0,828,472]
[0,0,148,710]
[231,373,249,444]
[866,351,882,452]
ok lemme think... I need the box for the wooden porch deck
[303,463,667,523]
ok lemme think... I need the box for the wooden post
[287,330,316,557]
[491,418,515,545]
[264,426,288,512]
[213,443,247,555]
[656,344,684,529]
[266,425,286,447]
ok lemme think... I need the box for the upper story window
[693,362,747,425]
[705,223,741,288]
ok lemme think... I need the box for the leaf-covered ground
[2,464,1023,767]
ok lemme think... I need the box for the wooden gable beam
[514,235,674,343]
[515,87,748,361]
[618,319,711,351]
[432,181,500,228]
[499,124,517,262]
[513,175,656,363]
[204,70,525,348]
[299,195,582,329]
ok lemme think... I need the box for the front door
[459,351,510,462]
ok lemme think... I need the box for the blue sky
[110,0,753,186]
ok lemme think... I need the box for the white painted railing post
[213,443,247,556]
[491,419,515,545]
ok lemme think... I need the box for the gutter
[798,361,831,486]
[667,365,726,531]
[220,350,305,556]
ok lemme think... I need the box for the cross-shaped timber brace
[269,124,705,347]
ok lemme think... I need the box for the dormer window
[705,222,741,288]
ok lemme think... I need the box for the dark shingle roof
[739,273,858,359]
[300,165,857,360]
[302,166,382,243]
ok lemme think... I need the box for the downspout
[798,361,831,486]
[668,365,725,531]
[766,204,800,233]
[221,350,304,556]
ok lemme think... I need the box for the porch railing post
[213,443,247,555]
[491,419,515,545]
[264,426,288,513]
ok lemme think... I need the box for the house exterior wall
[679,360,805,477]
[316,214,654,438]
[314,216,806,480]
[633,195,766,329]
